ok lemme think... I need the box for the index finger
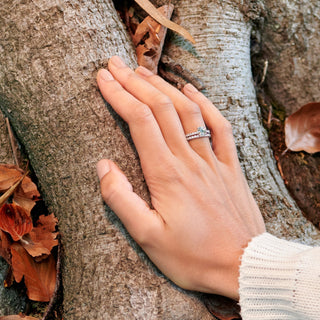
[97,68,172,166]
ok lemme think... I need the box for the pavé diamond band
[185,126,211,141]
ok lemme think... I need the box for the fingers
[182,84,239,165]
[97,68,172,168]
[96,159,162,245]
[135,66,214,162]
[107,56,189,156]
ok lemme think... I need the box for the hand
[96,56,265,300]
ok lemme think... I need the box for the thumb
[96,159,161,245]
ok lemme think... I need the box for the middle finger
[108,56,189,157]
[135,66,214,163]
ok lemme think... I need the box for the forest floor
[260,96,320,229]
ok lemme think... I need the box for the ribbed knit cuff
[239,233,319,320]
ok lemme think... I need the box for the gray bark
[256,0,320,115]
[0,0,319,318]
[0,0,212,318]
[165,0,320,244]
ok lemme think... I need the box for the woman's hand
[96,56,265,300]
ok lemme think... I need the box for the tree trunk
[0,0,212,318]
[163,0,320,244]
[0,0,319,319]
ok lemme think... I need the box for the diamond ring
[185,126,211,141]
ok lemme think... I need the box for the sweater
[239,233,320,320]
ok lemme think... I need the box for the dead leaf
[21,214,58,259]
[0,229,12,264]
[0,204,33,241]
[134,0,195,44]
[0,164,23,192]
[13,176,40,213]
[203,294,241,320]
[15,176,40,200]
[0,316,38,320]
[285,102,320,154]
[11,242,56,302]
[133,4,174,74]
[0,171,28,209]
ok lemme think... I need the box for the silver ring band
[186,126,211,141]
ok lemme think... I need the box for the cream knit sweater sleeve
[239,233,320,320]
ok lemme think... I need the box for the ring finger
[135,66,214,162]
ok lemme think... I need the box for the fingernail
[184,83,198,93]
[110,56,126,68]
[136,66,154,77]
[96,159,110,180]
[99,69,113,81]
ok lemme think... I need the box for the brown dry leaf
[11,242,56,302]
[285,102,320,153]
[0,229,12,264]
[21,214,58,259]
[15,176,40,200]
[0,315,38,320]
[0,165,23,192]
[0,164,39,213]
[0,204,33,241]
[13,176,40,213]
[133,4,174,73]
[134,0,195,43]
[204,294,241,320]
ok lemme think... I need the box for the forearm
[239,233,320,320]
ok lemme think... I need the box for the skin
[96,56,266,301]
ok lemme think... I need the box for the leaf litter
[284,102,320,154]
[0,163,59,318]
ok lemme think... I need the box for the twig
[160,55,205,90]
[281,147,289,156]
[0,170,28,207]
[267,105,272,128]
[5,117,21,167]
[259,60,268,85]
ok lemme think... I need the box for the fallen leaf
[15,176,40,200]
[11,243,56,302]
[13,176,40,213]
[0,171,27,208]
[203,294,241,320]
[0,315,38,320]
[21,214,58,259]
[285,102,320,153]
[0,204,33,241]
[0,165,22,192]
[133,4,174,74]
[0,229,12,264]
[134,0,195,44]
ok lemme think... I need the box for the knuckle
[149,74,163,85]
[158,158,184,184]
[100,177,120,205]
[184,102,202,117]
[131,103,153,124]
[154,93,173,109]
[134,222,159,247]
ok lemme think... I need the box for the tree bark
[253,0,320,115]
[0,0,319,319]
[164,0,320,244]
[0,0,212,318]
